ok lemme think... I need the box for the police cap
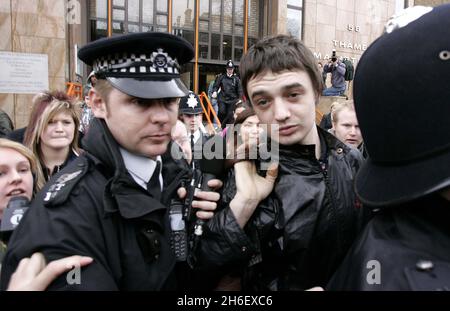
[78,32,194,99]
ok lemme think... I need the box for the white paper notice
[0,52,49,94]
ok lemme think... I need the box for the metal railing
[66,82,83,99]
[199,92,221,134]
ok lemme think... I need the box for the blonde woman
[0,138,45,259]
[23,91,81,181]
[0,141,88,290]
[0,138,45,214]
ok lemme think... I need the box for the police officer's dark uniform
[0,32,194,290]
[178,91,210,170]
[327,5,450,290]
[212,60,243,125]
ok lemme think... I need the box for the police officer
[178,91,210,169]
[211,60,243,125]
[0,32,221,290]
[327,5,450,290]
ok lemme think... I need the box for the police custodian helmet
[179,91,203,115]
[78,32,194,99]
[353,4,450,207]
[226,60,234,69]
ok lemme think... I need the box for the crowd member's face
[91,87,179,159]
[332,108,363,148]
[0,147,34,219]
[181,113,202,133]
[40,111,75,151]
[239,115,262,145]
[247,70,317,146]
[226,68,234,76]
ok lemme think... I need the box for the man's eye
[256,99,268,106]
[130,98,147,106]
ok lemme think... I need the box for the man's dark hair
[239,35,324,102]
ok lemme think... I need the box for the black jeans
[218,98,236,126]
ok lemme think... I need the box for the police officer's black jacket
[327,194,450,290]
[0,118,190,290]
[195,127,370,290]
[212,74,242,104]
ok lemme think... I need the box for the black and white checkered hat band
[93,50,180,76]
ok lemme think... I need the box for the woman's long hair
[23,91,81,170]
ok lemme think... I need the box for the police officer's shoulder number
[43,157,90,208]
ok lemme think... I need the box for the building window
[89,0,169,38]
[191,0,246,63]
[395,0,406,14]
[286,0,303,39]
[87,0,266,93]
[90,0,108,40]
[172,0,195,47]
[247,0,262,49]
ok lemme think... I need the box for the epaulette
[43,157,90,207]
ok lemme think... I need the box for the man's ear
[89,88,107,119]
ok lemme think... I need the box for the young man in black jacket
[0,32,221,290]
[196,35,370,290]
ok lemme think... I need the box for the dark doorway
[198,63,229,96]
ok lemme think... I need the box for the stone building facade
[2,0,448,127]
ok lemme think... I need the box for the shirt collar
[119,147,162,184]
[190,129,201,144]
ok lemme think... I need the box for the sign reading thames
[0,52,49,94]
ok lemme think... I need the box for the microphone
[193,135,226,237]
[0,196,30,242]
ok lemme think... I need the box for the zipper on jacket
[317,159,343,251]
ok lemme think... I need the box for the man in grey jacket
[322,50,346,96]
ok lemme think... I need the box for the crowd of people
[0,4,449,292]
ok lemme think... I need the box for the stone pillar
[0,0,67,128]
[270,0,287,35]
[0,1,14,120]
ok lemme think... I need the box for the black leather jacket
[196,127,370,290]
